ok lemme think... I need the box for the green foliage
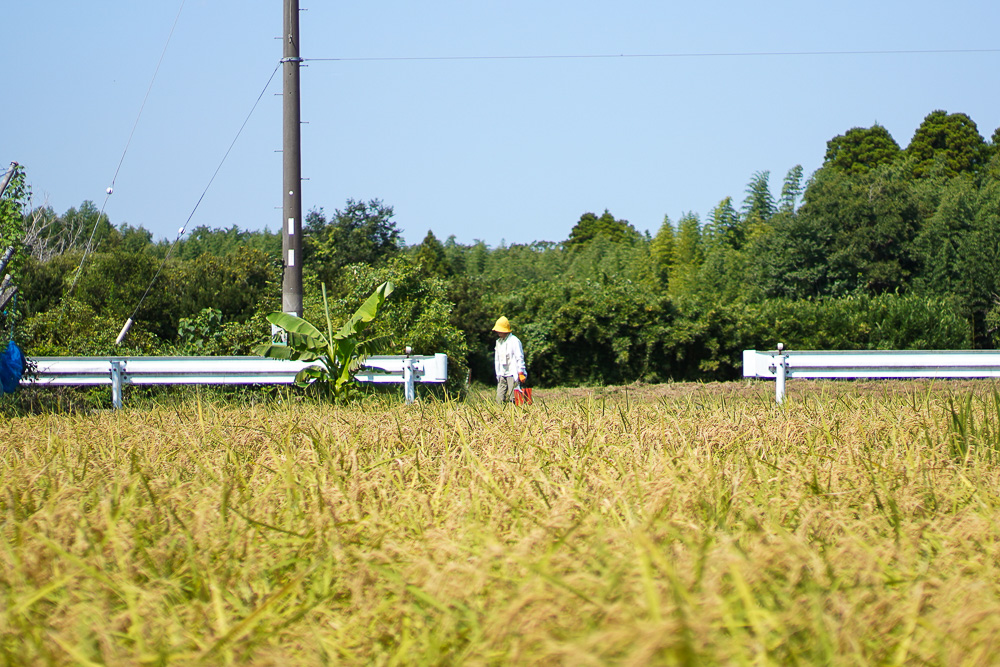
[741,170,776,227]
[746,210,836,299]
[779,165,804,214]
[502,275,675,385]
[69,249,162,322]
[174,224,281,260]
[12,109,1000,396]
[697,243,754,304]
[16,254,79,317]
[987,300,1000,345]
[648,215,675,289]
[913,173,1000,345]
[668,212,703,297]
[1,163,28,334]
[164,247,279,337]
[445,273,495,383]
[0,164,27,260]
[21,298,164,356]
[824,124,901,174]
[705,197,741,250]
[175,307,269,355]
[906,110,988,179]
[796,162,921,294]
[736,293,970,352]
[413,230,451,277]
[565,210,642,249]
[255,281,394,402]
[59,201,115,254]
[329,259,470,396]
[304,199,401,288]
[177,307,224,353]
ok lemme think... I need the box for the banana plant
[253,281,394,401]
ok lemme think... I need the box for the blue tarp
[0,340,25,394]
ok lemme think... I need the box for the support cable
[69,0,188,295]
[115,62,282,345]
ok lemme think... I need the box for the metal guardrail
[743,348,1000,403]
[22,354,448,408]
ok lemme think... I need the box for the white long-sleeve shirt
[494,334,526,379]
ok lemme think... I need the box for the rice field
[3,380,1000,665]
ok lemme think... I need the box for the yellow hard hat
[492,316,511,333]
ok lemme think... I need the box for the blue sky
[4,1,999,247]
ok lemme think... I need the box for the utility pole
[281,0,303,316]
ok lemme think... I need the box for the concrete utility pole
[281,0,303,316]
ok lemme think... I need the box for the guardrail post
[767,343,788,405]
[775,355,787,404]
[110,359,124,410]
[403,357,415,404]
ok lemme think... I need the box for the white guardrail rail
[743,347,1000,404]
[22,354,448,408]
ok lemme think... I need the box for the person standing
[493,316,526,404]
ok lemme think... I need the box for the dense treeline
[2,109,999,391]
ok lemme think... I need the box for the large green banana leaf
[265,312,328,351]
[252,342,321,362]
[334,281,394,340]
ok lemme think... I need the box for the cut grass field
[3,380,1000,665]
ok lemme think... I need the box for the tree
[824,124,901,175]
[906,110,987,179]
[304,198,401,286]
[116,224,154,254]
[779,165,804,214]
[796,162,921,295]
[746,209,837,299]
[704,197,741,249]
[414,230,451,277]
[442,235,466,275]
[176,224,280,260]
[668,212,703,296]
[21,297,164,356]
[60,201,116,253]
[913,174,1000,346]
[649,215,675,288]
[565,210,641,249]
[165,247,279,333]
[0,164,27,255]
[0,165,27,289]
[741,171,776,227]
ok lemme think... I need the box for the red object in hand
[514,387,533,406]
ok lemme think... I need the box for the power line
[304,47,1000,63]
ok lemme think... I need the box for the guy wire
[68,0,188,296]
[116,61,282,344]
